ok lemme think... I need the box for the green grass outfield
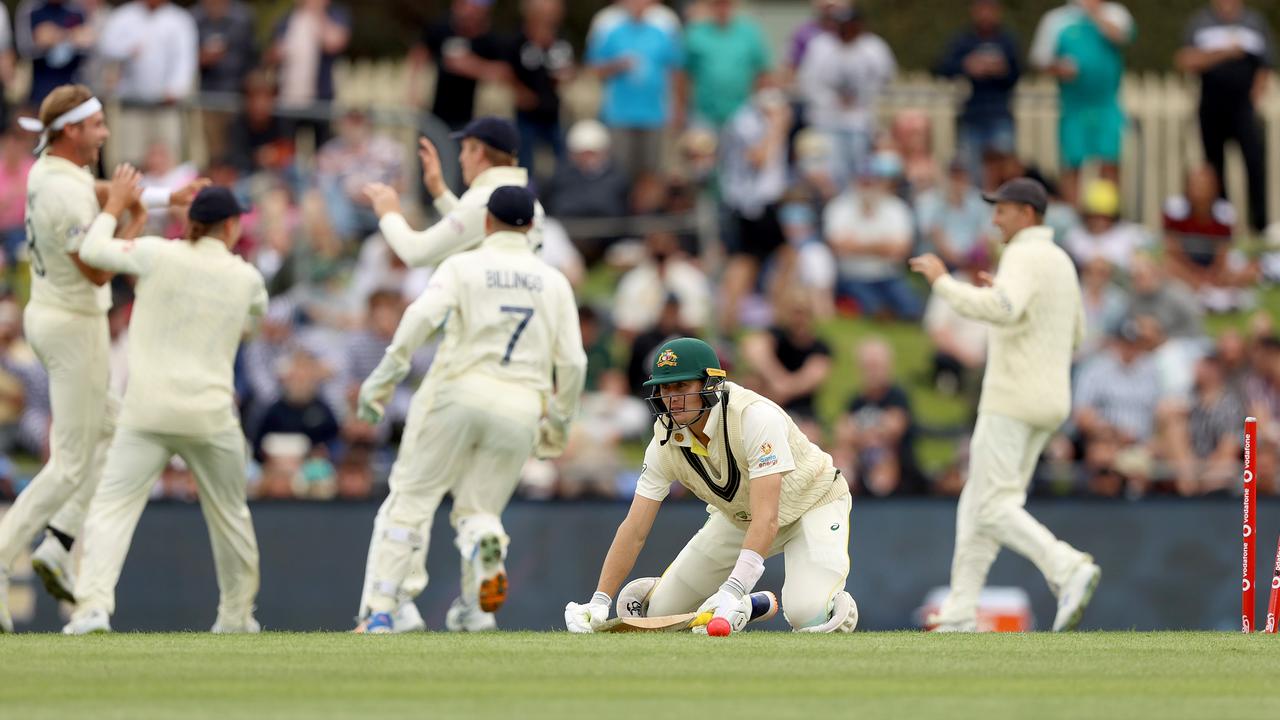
[2,632,1279,719]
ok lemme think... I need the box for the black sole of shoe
[32,559,76,604]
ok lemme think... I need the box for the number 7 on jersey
[499,305,535,365]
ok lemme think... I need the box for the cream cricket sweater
[931,225,1085,430]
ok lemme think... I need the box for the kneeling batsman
[565,338,858,634]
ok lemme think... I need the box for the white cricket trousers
[360,389,538,617]
[72,426,259,625]
[0,303,113,570]
[646,494,852,630]
[934,412,1087,625]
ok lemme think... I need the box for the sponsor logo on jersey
[656,349,678,367]
[734,511,752,522]
[760,442,772,456]
[830,523,840,531]
[757,452,778,468]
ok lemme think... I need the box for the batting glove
[697,586,743,619]
[564,591,611,633]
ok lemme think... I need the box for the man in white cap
[355,185,585,633]
[541,119,630,225]
[909,177,1101,632]
[0,84,202,633]
[62,171,265,635]
[365,116,545,269]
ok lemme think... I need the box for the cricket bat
[598,591,779,633]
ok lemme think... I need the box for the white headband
[17,97,103,155]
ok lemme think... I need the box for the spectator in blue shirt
[586,0,682,182]
[934,0,1021,185]
[17,0,93,107]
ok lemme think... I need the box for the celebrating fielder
[370,116,544,268]
[354,117,546,632]
[565,338,858,635]
[62,172,266,635]
[0,84,201,632]
[909,178,1101,632]
[356,186,585,633]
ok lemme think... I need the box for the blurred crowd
[0,0,1277,503]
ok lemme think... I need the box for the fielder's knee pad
[382,525,424,548]
[791,591,859,633]
[454,513,509,558]
[370,525,424,600]
[616,576,660,618]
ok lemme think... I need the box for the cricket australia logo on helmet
[656,349,679,368]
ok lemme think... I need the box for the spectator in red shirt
[0,125,34,269]
[1162,164,1258,311]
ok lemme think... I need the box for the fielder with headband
[0,84,206,633]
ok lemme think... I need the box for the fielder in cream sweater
[63,170,266,635]
[367,117,544,268]
[566,338,858,635]
[910,177,1101,632]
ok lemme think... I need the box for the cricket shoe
[353,602,424,634]
[929,620,977,633]
[0,569,12,633]
[211,617,261,634]
[31,532,76,603]
[62,608,111,635]
[473,533,508,613]
[392,601,426,632]
[445,598,497,632]
[363,612,394,634]
[1053,559,1102,632]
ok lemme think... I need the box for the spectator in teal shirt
[1030,0,1135,201]
[586,0,682,182]
[680,0,772,128]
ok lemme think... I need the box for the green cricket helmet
[642,337,727,440]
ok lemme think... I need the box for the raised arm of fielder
[364,179,481,269]
[909,243,1036,326]
[79,165,168,276]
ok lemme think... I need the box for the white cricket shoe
[925,611,976,632]
[62,608,111,635]
[930,620,977,633]
[392,601,426,632]
[31,533,76,603]
[472,533,508,613]
[1053,560,1101,632]
[0,569,12,633]
[211,616,261,634]
[445,598,497,632]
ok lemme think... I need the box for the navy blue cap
[451,116,520,156]
[188,186,246,224]
[487,185,536,228]
[983,177,1048,215]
